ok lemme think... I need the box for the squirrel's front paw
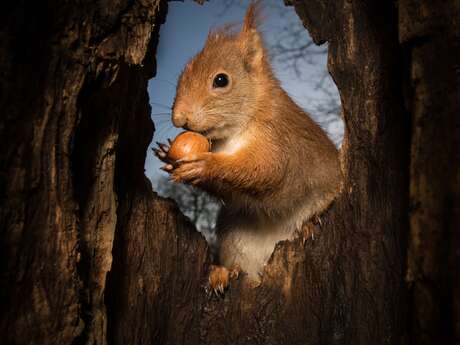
[207,264,240,297]
[153,140,172,163]
[153,140,176,175]
[171,153,211,185]
[153,142,211,184]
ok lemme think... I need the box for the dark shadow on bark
[0,1,458,344]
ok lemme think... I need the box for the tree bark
[399,1,460,344]
[0,1,458,345]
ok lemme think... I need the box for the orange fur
[157,2,342,282]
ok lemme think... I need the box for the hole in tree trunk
[145,0,344,254]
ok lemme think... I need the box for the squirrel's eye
[212,73,229,88]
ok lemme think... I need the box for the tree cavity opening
[144,0,344,243]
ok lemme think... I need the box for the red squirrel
[155,2,342,294]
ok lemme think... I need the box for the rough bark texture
[0,1,458,345]
[399,1,460,344]
[0,1,173,344]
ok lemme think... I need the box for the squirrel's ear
[240,1,264,71]
[242,1,261,33]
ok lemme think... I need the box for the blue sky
[145,0,343,183]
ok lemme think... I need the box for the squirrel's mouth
[181,124,215,138]
[198,129,211,137]
[197,127,218,139]
[194,124,232,140]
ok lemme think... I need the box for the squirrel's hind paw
[206,264,241,297]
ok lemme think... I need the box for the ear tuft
[242,0,262,33]
[240,1,265,71]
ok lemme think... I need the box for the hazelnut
[168,131,210,161]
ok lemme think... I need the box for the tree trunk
[399,1,460,344]
[0,1,458,345]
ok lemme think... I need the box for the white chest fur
[212,134,248,155]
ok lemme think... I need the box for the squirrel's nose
[172,110,188,128]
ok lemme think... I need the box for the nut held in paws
[167,131,210,161]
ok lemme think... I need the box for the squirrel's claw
[153,140,173,165]
[312,214,322,227]
[160,164,174,172]
[156,142,170,153]
[207,264,241,298]
[153,148,167,159]
[208,265,229,298]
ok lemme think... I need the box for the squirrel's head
[172,1,273,140]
